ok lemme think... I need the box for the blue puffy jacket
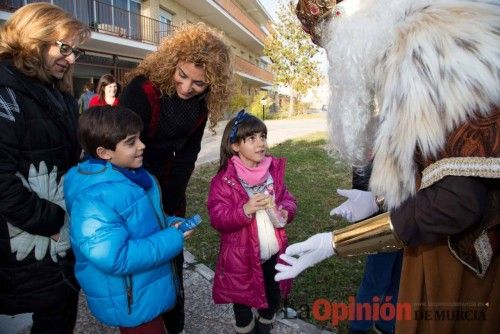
[64,160,184,327]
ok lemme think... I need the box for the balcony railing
[0,0,175,45]
[214,0,267,44]
[234,55,273,84]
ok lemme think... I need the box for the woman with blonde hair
[89,74,120,107]
[121,22,234,334]
[0,3,90,333]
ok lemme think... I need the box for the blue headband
[229,109,250,143]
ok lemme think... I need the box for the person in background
[207,111,297,334]
[78,81,96,112]
[89,73,119,107]
[0,3,90,333]
[65,106,186,334]
[120,22,234,334]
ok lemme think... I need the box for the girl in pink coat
[207,111,297,334]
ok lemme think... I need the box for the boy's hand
[243,193,270,216]
[172,222,194,239]
[166,214,201,238]
[182,229,194,239]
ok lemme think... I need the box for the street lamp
[260,97,267,120]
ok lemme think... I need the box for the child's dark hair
[78,105,143,158]
[219,112,267,172]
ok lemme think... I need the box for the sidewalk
[2,115,331,334]
[5,249,332,334]
[68,250,332,334]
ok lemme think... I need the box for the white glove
[49,217,71,262]
[9,162,67,262]
[274,232,335,281]
[329,189,378,222]
[9,225,50,261]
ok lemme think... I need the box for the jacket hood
[64,160,130,211]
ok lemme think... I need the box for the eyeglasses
[55,41,83,60]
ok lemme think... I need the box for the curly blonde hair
[125,22,234,131]
[0,3,90,93]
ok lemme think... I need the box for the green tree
[264,1,323,116]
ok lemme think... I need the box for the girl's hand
[278,205,289,222]
[243,193,270,216]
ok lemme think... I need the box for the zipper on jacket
[266,216,272,257]
[125,275,133,314]
[149,176,167,229]
[147,194,165,230]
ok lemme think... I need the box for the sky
[258,0,282,22]
[259,0,329,75]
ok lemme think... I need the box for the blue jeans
[350,251,403,333]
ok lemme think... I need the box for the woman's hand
[243,193,270,216]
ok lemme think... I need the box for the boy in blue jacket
[64,105,185,333]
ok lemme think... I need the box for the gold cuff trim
[333,212,404,257]
[420,157,500,190]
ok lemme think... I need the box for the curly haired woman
[120,22,234,334]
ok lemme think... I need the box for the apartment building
[0,0,273,100]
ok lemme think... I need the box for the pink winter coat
[207,156,297,309]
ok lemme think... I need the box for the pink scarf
[231,155,272,186]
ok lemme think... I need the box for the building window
[159,9,173,40]
[14,0,141,38]
[53,0,74,14]
[128,0,141,39]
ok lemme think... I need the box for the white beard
[322,0,400,167]
[323,0,500,207]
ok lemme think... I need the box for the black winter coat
[0,61,80,313]
[120,76,208,216]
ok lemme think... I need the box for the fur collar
[324,0,500,208]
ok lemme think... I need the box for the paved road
[197,115,327,165]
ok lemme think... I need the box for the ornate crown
[295,0,343,46]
